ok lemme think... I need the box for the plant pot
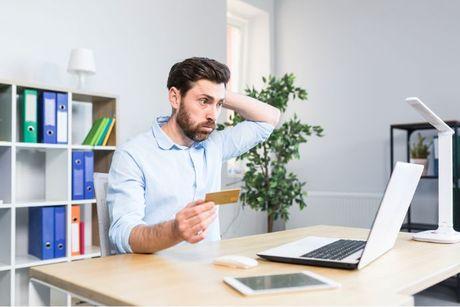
[410,158,428,176]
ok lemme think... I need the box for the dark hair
[167,57,230,96]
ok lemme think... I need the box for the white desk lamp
[67,48,96,89]
[406,97,460,243]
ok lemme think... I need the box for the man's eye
[199,98,208,105]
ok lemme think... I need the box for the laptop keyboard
[301,239,366,260]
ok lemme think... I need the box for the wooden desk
[29,225,460,305]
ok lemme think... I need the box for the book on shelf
[28,205,66,260]
[21,89,38,143]
[20,89,69,144]
[71,205,81,256]
[72,150,94,200]
[98,118,115,146]
[38,91,57,144]
[82,117,115,146]
[82,117,104,145]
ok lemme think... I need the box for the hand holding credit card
[205,189,241,205]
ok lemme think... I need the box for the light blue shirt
[107,116,274,253]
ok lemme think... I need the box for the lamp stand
[413,131,460,243]
[76,73,86,90]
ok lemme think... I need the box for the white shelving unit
[0,79,117,306]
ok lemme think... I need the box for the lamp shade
[67,48,96,75]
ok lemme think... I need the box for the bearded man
[107,57,280,253]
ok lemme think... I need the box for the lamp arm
[438,131,454,229]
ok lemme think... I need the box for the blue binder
[28,206,55,260]
[40,91,57,144]
[84,151,95,199]
[56,93,68,144]
[72,151,85,200]
[54,206,66,258]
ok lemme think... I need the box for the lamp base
[412,227,460,244]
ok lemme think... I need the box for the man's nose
[207,105,219,121]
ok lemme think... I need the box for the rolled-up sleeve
[107,149,147,253]
[216,121,274,161]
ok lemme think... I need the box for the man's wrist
[223,91,239,112]
[170,219,182,242]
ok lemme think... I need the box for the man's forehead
[189,80,226,99]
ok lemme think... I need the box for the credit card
[205,189,241,205]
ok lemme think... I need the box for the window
[226,14,248,93]
[226,0,271,178]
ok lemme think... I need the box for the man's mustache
[200,120,216,129]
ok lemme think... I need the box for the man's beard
[176,104,216,142]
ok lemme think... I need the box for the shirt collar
[151,116,205,150]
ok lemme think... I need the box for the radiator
[286,191,383,230]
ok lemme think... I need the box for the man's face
[174,80,225,142]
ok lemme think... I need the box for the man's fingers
[190,211,217,235]
[186,207,217,227]
[185,199,205,208]
[188,226,212,244]
[182,201,215,219]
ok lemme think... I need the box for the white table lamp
[67,48,96,89]
[406,97,460,243]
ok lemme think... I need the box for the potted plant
[222,74,324,232]
[410,132,431,176]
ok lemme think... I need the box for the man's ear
[168,87,181,111]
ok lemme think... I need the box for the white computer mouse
[213,255,258,269]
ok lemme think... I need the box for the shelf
[71,246,101,261]
[0,263,11,272]
[0,209,11,267]
[15,142,68,150]
[72,96,117,147]
[14,255,68,269]
[0,84,12,144]
[94,150,115,173]
[391,121,460,131]
[72,145,116,151]
[71,199,96,205]
[16,148,68,202]
[0,146,12,203]
[15,200,67,208]
[401,223,437,232]
[0,79,118,306]
[0,270,10,306]
[420,175,438,179]
[420,176,460,183]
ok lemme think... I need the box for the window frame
[227,12,249,93]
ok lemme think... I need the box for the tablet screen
[234,272,327,291]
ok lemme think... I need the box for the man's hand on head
[173,199,217,244]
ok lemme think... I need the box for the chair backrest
[94,172,114,256]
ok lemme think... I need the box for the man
[107,57,280,254]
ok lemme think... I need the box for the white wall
[0,0,274,239]
[275,0,460,227]
[0,0,226,143]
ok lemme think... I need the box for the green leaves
[245,74,308,113]
[225,74,324,228]
[410,132,431,159]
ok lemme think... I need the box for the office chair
[94,172,115,256]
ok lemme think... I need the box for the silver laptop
[257,162,423,270]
